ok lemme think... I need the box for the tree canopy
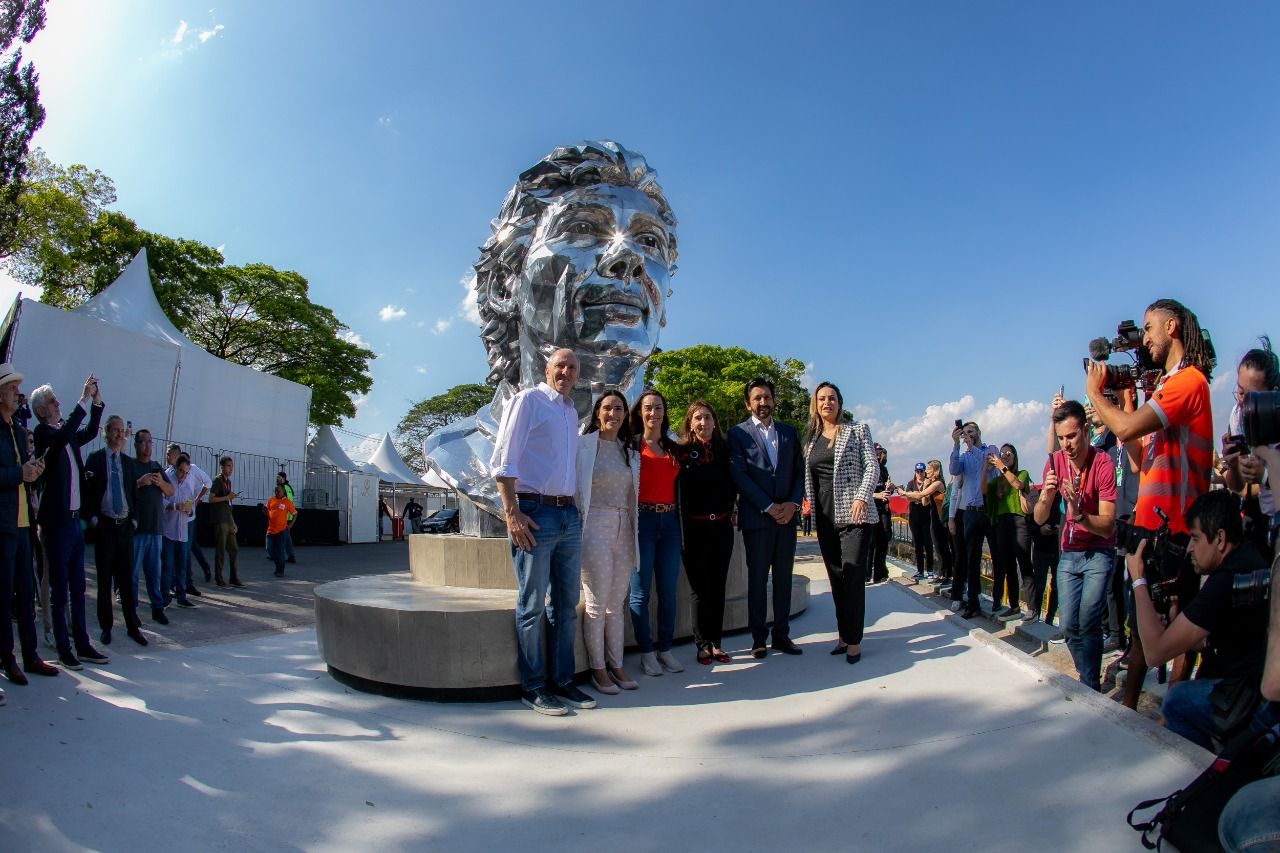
[2,150,374,425]
[395,383,491,474]
[0,0,46,255]
[644,344,810,434]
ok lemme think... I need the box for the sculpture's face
[515,183,673,386]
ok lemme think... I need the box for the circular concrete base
[315,571,811,696]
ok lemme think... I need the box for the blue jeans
[630,509,682,653]
[45,518,89,654]
[510,501,581,692]
[1162,678,1220,751]
[1056,548,1114,691]
[132,533,165,610]
[1219,769,1280,850]
[267,532,287,572]
[162,538,191,604]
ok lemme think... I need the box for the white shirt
[489,383,579,497]
[59,399,91,513]
[189,462,212,501]
[751,415,779,468]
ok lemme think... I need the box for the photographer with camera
[1126,489,1269,751]
[1222,336,1279,560]
[1084,299,1215,707]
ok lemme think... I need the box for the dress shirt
[751,415,779,468]
[949,441,998,509]
[189,462,213,501]
[163,474,200,541]
[489,382,579,497]
[99,448,130,519]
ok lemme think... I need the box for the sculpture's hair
[472,141,678,387]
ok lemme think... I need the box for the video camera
[1231,566,1271,609]
[1082,321,1160,395]
[1116,507,1190,617]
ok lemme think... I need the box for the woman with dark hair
[926,460,953,582]
[676,400,737,665]
[576,390,640,694]
[803,381,879,664]
[1223,335,1280,557]
[628,389,684,676]
[984,443,1032,620]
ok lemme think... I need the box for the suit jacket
[33,401,104,526]
[727,417,804,531]
[802,422,881,527]
[0,416,34,532]
[84,447,138,523]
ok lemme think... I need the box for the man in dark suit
[727,378,805,658]
[85,415,148,647]
[31,375,109,671]
[0,363,59,700]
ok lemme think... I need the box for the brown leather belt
[517,493,575,508]
[639,502,676,513]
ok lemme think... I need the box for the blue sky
[6,1,1280,483]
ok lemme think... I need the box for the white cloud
[172,21,189,43]
[861,394,1051,485]
[432,318,453,335]
[379,304,407,322]
[460,274,482,327]
[798,361,817,391]
[415,366,428,375]
[340,329,368,348]
[198,24,224,43]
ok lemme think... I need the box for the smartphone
[954,419,963,429]
[1058,384,1064,397]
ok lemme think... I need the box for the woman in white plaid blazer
[802,381,880,664]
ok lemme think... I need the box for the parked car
[419,508,459,534]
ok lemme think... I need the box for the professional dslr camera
[1082,320,1217,397]
[1116,507,1190,617]
[1231,565,1271,609]
[1238,390,1280,448]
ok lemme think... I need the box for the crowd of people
[0,367,299,705]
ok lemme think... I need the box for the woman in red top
[628,389,684,677]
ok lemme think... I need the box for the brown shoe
[24,658,59,677]
[3,658,28,686]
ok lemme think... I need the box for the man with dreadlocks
[1085,298,1215,708]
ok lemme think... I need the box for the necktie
[110,451,124,517]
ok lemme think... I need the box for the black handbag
[1127,711,1279,852]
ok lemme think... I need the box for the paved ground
[1,540,1208,852]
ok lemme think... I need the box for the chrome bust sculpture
[424,140,679,534]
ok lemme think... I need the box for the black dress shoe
[830,645,849,656]
[127,629,149,647]
[751,645,767,659]
[772,638,803,655]
[152,608,169,626]
[846,652,862,665]
[286,557,296,564]
[186,585,202,597]
[101,627,112,645]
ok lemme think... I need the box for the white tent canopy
[420,466,451,490]
[4,250,311,499]
[361,432,427,486]
[308,424,359,471]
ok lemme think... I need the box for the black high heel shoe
[846,652,862,664]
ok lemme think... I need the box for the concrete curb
[882,558,1212,772]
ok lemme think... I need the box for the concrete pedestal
[315,531,810,698]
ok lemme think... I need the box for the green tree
[3,152,374,425]
[395,383,491,473]
[644,344,810,433]
[0,0,47,255]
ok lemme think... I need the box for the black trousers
[871,502,891,581]
[1029,544,1058,619]
[741,523,797,645]
[94,519,140,633]
[931,512,954,579]
[815,513,870,645]
[0,526,38,664]
[908,507,934,573]
[994,513,1032,610]
[682,518,735,648]
[950,519,967,598]
[955,509,987,608]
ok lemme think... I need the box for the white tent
[361,432,424,486]
[307,424,359,471]
[2,249,311,501]
[420,466,451,490]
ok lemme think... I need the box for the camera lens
[1242,391,1280,447]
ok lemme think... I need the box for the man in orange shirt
[1085,298,1214,707]
[262,485,297,578]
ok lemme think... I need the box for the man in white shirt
[490,348,596,716]
[167,443,212,589]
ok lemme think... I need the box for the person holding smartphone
[209,456,243,587]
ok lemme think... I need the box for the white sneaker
[656,650,684,673]
[640,652,663,677]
